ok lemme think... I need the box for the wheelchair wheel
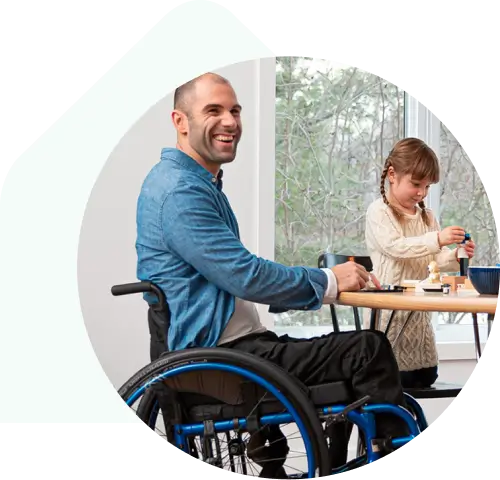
[118,348,331,480]
[136,389,160,430]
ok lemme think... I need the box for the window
[273,56,404,335]
[270,56,497,347]
[433,123,498,343]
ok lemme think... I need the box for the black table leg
[472,313,481,361]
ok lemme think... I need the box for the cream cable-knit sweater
[365,198,460,371]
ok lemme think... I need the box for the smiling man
[135,72,409,467]
[172,73,243,170]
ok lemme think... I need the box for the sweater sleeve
[365,202,442,260]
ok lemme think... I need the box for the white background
[0,0,279,423]
[0,0,492,423]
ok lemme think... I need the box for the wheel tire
[119,348,331,477]
[136,389,160,428]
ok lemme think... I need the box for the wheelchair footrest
[404,381,463,399]
[370,438,389,454]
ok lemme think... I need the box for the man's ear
[171,109,188,135]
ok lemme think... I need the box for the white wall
[78,57,479,432]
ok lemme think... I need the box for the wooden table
[336,290,497,361]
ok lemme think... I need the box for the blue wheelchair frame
[114,280,428,476]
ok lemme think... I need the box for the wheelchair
[112,281,428,478]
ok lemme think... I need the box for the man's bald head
[173,72,232,116]
[171,72,242,173]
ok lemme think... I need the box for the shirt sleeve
[161,182,329,311]
[321,268,339,303]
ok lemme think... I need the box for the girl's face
[388,168,432,212]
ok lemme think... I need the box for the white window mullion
[405,94,443,332]
[404,93,441,214]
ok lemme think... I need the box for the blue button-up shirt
[136,147,328,351]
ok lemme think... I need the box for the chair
[317,252,373,332]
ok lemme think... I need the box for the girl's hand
[464,240,476,258]
[438,226,465,246]
[455,240,476,259]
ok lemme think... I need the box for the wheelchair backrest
[111,280,171,360]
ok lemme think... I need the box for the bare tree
[274,57,498,328]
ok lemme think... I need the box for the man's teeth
[214,135,233,142]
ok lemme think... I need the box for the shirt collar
[160,147,224,190]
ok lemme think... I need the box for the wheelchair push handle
[111,281,152,296]
[111,281,167,311]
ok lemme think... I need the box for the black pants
[400,366,438,388]
[221,329,409,467]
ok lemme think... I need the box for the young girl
[365,137,475,388]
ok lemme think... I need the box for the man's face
[184,79,242,165]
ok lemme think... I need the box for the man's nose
[221,111,237,127]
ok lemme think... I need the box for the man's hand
[331,262,381,293]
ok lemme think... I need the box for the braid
[380,158,404,222]
[418,200,431,226]
[380,161,390,207]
